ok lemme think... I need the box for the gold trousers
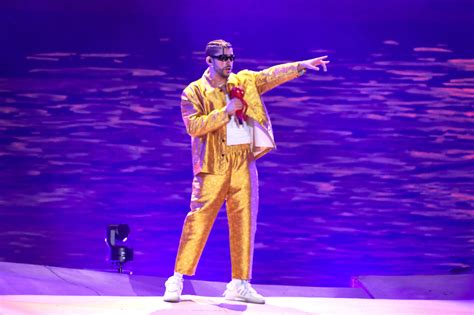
[174,144,258,280]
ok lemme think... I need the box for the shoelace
[234,281,258,297]
[165,277,182,292]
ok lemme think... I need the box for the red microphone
[229,86,248,124]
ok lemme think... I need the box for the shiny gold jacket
[181,62,302,175]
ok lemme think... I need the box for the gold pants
[174,144,258,280]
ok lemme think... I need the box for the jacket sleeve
[252,62,302,95]
[181,86,230,137]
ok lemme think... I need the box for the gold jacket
[181,62,302,175]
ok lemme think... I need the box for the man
[164,39,329,304]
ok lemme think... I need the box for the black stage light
[105,224,134,273]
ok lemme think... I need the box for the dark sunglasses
[210,54,235,62]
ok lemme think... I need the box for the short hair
[205,39,232,56]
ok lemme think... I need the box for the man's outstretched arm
[253,55,330,95]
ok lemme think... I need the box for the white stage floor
[1,295,472,315]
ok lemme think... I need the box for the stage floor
[0,262,472,314]
[1,295,473,315]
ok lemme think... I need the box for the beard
[217,66,232,78]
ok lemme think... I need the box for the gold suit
[175,62,303,280]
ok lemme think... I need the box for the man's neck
[209,68,227,87]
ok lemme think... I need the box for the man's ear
[206,57,212,66]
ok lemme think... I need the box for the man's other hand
[225,98,244,115]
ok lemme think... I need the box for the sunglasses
[210,54,235,62]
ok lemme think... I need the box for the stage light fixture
[105,224,134,273]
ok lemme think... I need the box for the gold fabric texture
[181,62,301,175]
[175,144,259,280]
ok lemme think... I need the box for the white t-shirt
[225,95,251,145]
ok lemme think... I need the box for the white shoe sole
[163,294,180,303]
[224,294,265,304]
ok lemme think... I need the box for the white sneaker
[163,275,183,302]
[223,280,265,304]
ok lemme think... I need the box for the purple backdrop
[0,0,473,286]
